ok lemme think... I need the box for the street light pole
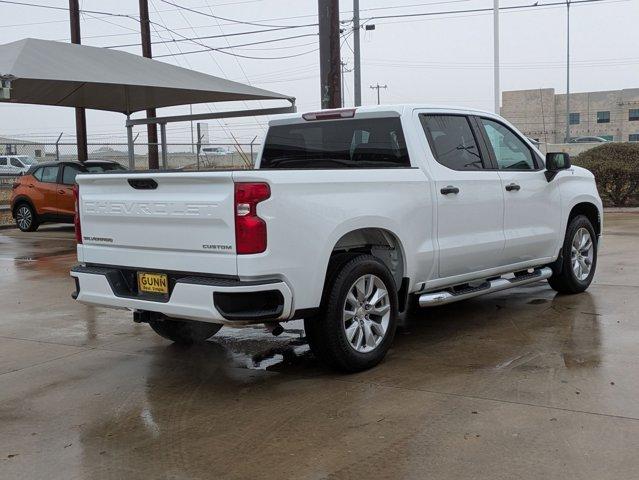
[565,0,571,143]
[493,0,500,114]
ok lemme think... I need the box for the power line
[103,0,619,51]
[0,0,138,19]
[146,20,320,60]
[363,0,616,23]
[153,33,318,57]
[106,24,317,49]
[158,0,318,29]
[147,0,253,145]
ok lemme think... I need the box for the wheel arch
[11,195,35,218]
[327,227,408,294]
[568,202,601,237]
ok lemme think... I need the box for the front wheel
[149,317,222,344]
[548,214,597,294]
[305,254,398,372]
[15,203,39,232]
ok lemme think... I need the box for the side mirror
[545,152,571,181]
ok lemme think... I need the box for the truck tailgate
[76,171,237,276]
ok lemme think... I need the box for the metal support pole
[318,0,342,109]
[160,123,168,170]
[196,123,202,171]
[127,115,135,170]
[353,0,361,107]
[139,0,159,169]
[565,0,571,143]
[69,0,88,162]
[493,0,500,114]
[250,135,257,166]
[190,104,194,154]
[55,132,63,162]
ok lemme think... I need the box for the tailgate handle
[128,178,158,190]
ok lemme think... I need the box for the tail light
[234,182,270,254]
[73,183,82,244]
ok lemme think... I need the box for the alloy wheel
[342,274,391,353]
[571,227,594,281]
[16,206,32,231]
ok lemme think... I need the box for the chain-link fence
[0,141,262,226]
[0,175,15,226]
[2,141,261,170]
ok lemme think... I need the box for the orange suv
[10,160,125,231]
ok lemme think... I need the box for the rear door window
[260,117,410,169]
[0,157,6,166]
[62,165,83,185]
[39,166,59,183]
[420,114,485,170]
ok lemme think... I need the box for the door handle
[505,183,521,192]
[58,189,65,194]
[440,185,460,195]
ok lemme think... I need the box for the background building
[0,136,45,159]
[501,88,639,143]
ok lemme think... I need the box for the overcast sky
[1,0,638,146]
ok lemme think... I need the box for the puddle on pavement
[528,298,548,305]
[213,321,314,371]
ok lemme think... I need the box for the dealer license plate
[137,272,169,295]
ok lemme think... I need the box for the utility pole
[565,0,571,143]
[139,0,159,169]
[370,83,387,105]
[353,0,361,106]
[493,0,500,114]
[318,0,341,109]
[69,0,88,162]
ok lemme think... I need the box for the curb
[604,208,639,214]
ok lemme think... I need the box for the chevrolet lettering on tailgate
[83,201,219,218]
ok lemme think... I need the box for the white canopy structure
[0,38,296,167]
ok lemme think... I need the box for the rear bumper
[70,265,293,324]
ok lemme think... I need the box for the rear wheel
[149,317,222,344]
[305,254,398,372]
[548,215,597,294]
[15,203,39,232]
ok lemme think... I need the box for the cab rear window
[260,117,410,169]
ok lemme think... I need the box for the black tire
[548,215,597,294]
[304,254,398,372]
[15,203,39,232]
[149,317,222,344]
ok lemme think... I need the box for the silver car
[0,155,37,175]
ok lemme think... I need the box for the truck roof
[269,104,501,126]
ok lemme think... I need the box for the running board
[418,267,553,307]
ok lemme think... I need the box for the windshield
[260,117,410,169]
[19,156,37,165]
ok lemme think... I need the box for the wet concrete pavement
[1,216,638,479]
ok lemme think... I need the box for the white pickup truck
[71,105,602,371]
